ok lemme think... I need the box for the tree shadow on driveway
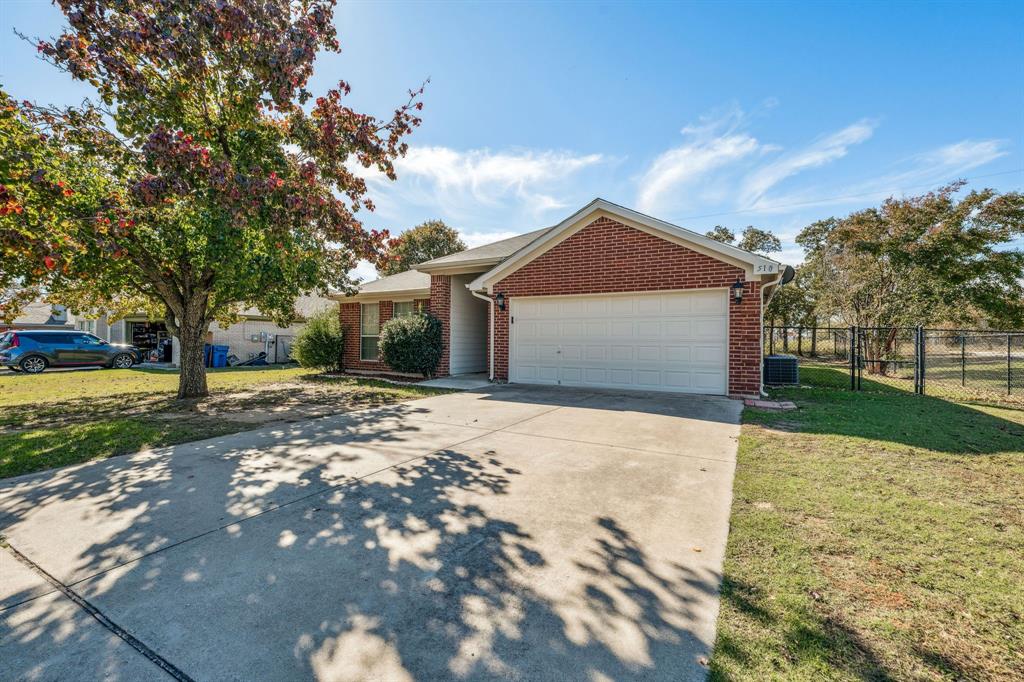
[2,399,726,681]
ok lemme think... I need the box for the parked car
[0,330,144,374]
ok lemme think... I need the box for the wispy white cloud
[745,137,1009,215]
[636,106,762,213]
[355,146,606,227]
[741,120,877,206]
[924,139,1007,169]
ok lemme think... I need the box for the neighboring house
[0,301,73,331]
[69,294,335,365]
[334,198,785,397]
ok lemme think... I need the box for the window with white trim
[360,303,380,361]
[392,301,415,318]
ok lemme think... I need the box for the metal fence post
[1009,334,1013,396]
[849,326,857,390]
[769,324,774,355]
[857,328,863,390]
[961,334,966,387]
[797,326,803,356]
[913,327,920,394]
[922,327,927,395]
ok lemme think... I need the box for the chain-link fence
[763,325,1024,403]
[764,326,852,388]
[922,330,1024,401]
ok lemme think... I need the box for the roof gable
[469,198,781,291]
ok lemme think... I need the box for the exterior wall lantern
[495,292,507,311]
[731,278,744,304]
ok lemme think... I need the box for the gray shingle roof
[417,227,552,267]
[357,269,431,295]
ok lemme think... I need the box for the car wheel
[112,353,135,369]
[19,355,48,374]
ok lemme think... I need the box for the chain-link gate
[765,325,1022,401]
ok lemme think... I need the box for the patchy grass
[0,366,448,479]
[711,387,1024,681]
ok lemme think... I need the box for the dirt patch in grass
[710,387,1024,681]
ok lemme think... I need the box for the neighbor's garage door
[510,290,728,395]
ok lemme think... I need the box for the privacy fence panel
[764,325,1023,403]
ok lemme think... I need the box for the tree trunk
[175,314,210,399]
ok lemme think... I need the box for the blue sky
[2,0,1022,282]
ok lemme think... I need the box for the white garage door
[510,290,728,395]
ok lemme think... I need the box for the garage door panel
[511,290,729,395]
[663,320,692,338]
[609,369,632,385]
[663,371,691,388]
[692,290,727,314]
[636,297,662,315]
[693,345,725,364]
[562,321,584,337]
[561,299,586,317]
[517,344,538,362]
[560,366,582,382]
[693,372,726,391]
[610,345,634,361]
[693,319,726,339]
[664,345,691,362]
[636,346,660,361]
[662,295,692,315]
[609,321,632,338]
[608,298,633,315]
[561,344,582,361]
[636,321,661,338]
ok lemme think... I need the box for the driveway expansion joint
[3,543,194,682]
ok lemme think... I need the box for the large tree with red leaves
[3,0,423,397]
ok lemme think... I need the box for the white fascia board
[333,288,431,303]
[469,198,782,291]
[414,259,500,275]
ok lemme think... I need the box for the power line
[675,168,1024,222]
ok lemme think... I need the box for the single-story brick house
[334,199,785,397]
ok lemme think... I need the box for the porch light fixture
[731,278,744,304]
[495,292,507,311]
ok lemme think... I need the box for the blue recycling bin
[211,344,229,368]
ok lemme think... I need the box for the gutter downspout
[760,271,785,396]
[470,288,495,381]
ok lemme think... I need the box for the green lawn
[711,387,1024,680]
[0,366,447,479]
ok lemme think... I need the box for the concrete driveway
[0,385,741,681]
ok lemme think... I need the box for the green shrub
[290,307,344,371]
[378,312,443,377]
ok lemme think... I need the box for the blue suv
[0,330,144,374]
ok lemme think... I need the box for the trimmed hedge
[378,312,443,377]
[290,307,344,371]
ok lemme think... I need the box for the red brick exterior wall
[339,297,430,373]
[429,275,452,377]
[491,216,764,396]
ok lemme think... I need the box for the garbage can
[211,344,229,368]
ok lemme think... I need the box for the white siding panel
[449,274,488,375]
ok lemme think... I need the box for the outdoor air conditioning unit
[764,355,799,385]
